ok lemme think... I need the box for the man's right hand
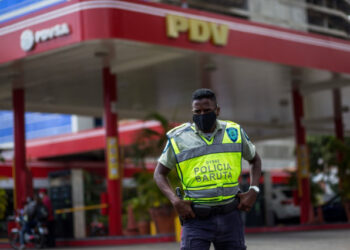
[153,163,196,220]
[173,199,195,220]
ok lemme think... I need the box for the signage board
[107,137,120,180]
[166,14,229,46]
[0,111,72,144]
[0,0,67,24]
[20,23,71,51]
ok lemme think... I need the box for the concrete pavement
[52,229,350,250]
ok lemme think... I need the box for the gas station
[1,0,350,241]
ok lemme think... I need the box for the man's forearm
[249,152,262,186]
[154,163,180,205]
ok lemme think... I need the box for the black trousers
[181,210,246,250]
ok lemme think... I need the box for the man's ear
[216,106,220,117]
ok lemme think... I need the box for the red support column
[291,75,311,224]
[12,88,32,210]
[103,67,122,235]
[333,88,344,160]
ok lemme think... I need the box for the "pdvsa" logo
[20,23,71,52]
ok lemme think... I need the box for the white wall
[249,0,307,31]
[71,115,94,133]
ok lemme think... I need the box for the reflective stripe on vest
[177,143,242,163]
[168,121,242,203]
[184,185,240,198]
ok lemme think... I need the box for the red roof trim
[26,120,162,159]
[0,0,350,72]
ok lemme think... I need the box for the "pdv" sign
[166,14,229,46]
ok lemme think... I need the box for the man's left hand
[237,189,258,212]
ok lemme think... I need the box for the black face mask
[193,111,217,132]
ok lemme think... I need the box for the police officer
[154,88,261,250]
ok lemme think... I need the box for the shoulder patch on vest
[226,127,238,142]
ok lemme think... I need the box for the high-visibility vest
[167,120,242,204]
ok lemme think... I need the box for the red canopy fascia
[0,0,350,73]
[26,120,163,159]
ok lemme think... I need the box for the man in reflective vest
[154,88,262,250]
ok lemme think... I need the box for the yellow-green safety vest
[167,120,242,204]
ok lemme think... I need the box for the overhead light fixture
[94,50,109,58]
[279,98,289,107]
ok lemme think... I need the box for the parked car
[271,187,300,221]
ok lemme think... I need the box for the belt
[192,198,240,218]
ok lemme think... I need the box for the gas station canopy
[1,0,350,234]
[0,0,350,139]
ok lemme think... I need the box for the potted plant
[129,196,151,235]
[323,138,350,222]
[132,169,180,234]
[306,136,350,223]
[148,171,179,234]
[128,113,181,234]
